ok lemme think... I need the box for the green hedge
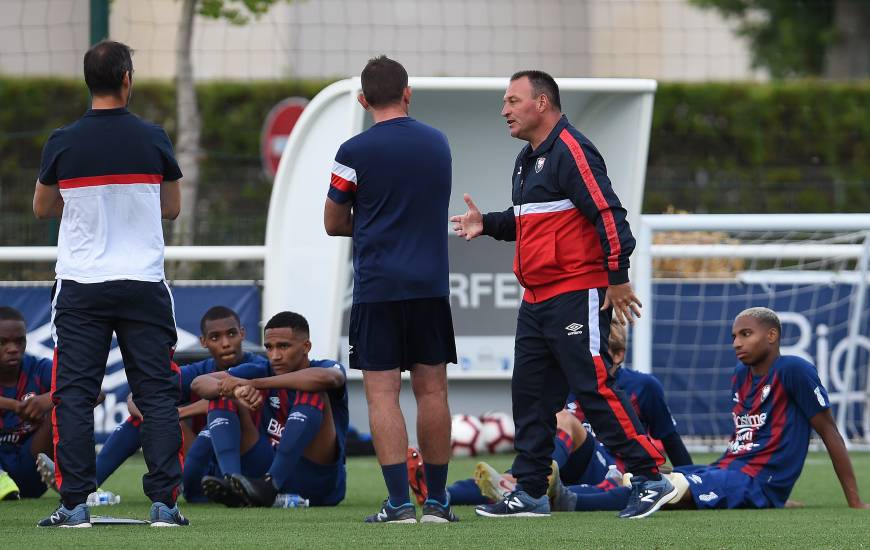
[1,78,868,221]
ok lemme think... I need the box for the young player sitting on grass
[0,307,54,500]
[36,306,267,504]
[548,307,870,514]
[418,320,692,506]
[191,311,349,507]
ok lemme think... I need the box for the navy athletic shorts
[348,296,456,371]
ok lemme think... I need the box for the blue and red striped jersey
[228,359,349,457]
[567,367,677,440]
[327,117,451,304]
[714,355,830,507]
[0,354,52,446]
[179,352,267,404]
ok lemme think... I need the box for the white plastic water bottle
[272,493,309,508]
[86,490,121,506]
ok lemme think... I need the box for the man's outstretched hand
[450,193,484,241]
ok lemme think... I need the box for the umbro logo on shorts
[565,323,583,336]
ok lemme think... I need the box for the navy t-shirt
[328,117,451,304]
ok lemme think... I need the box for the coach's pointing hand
[602,282,643,326]
[451,193,484,241]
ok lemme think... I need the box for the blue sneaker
[420,495,459,523]
[618,476,677,519]
[364,499,417,523]
[149,502,190,527]
[475,489,551,518]
[37,503,91,528]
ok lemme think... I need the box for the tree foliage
[690,0,836,78]
[197,0,287,24]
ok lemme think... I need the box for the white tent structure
[264,77,657,372]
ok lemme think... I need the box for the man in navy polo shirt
[324,55,457,524]
[33,40,187,528]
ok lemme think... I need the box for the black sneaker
[364,499,417,523]
[618,475,677,519]
[149,502,190,527]
[420,496,459,523]
[202,475,245,508]
[229,473,279,507]
[37,503,91,528]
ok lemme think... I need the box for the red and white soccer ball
[480,411,515,454]
[450,414,485,457]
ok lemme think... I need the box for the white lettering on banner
[92,392,132,434]
[449,273,522,309]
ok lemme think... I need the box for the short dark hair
[510,70,561,110]
[199,306,240,335]
[264,311,309,337]
[361,55,408,108]
[0,306,24,322]
[84,40,134,96]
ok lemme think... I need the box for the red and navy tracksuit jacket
[481,115,635,302]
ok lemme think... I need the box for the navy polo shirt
[328,117,452,304]
[38,107,182,283]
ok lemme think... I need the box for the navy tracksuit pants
[510,288,664,498]
[50,279,182,507]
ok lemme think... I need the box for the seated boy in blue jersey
[435,321,692,506]
[35,305,267,503]
[0,307,53,500]
[191,311,349,507]
[549,307,870,514]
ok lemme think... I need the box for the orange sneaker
[407,447,428,505]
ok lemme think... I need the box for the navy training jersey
[179,352,268,404]
[0,354,52,447]
[567,367,677,440]
[228,359,350,459]
[714,355,830,507]
[38,107,182,283]
[328,117,451,303]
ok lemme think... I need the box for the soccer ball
[451,414,485,457]
[480,411,515,454]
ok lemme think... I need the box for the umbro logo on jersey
[688,474,702,484]
[287,411,308,422]
[535,156,546,173]
[760,384,771,403]
[565,323,583,336]
[814,386,826,407]
[269,396,281,409]
[733,392,740,403]
[348,345,354,356]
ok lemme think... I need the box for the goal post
[633,213,870,445]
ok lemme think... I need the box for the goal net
[633,214,870,448]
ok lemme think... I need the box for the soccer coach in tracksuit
[452,71,674,520]
[32,41,188,528]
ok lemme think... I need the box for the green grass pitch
[2,452,869,549]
